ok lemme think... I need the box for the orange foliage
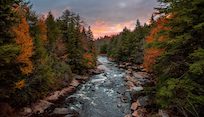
[83,53,95,68]
[146,17,170,43]
[13,17,33,75]
[15,80,25,89]
[37,17,47,43]
[143,48,165,72]
[143,17,170,72]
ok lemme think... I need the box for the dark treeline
[97,0,204,116]
[0,0,96,107]
[96,19,150,64]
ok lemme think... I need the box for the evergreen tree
[60,10,84,73]
[154,0,204,116]
[130,19,145,64]
[0,0,27,103]
[46,11,59,52]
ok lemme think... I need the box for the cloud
[30,0,158,38]
[91,20,136,38]
[118,2,127,8]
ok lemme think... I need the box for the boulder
[137,96,149,107]
[45,86,76,102]
[126,69,133,74]
[32,100,53,114]
[129,86,144,98]
[159,109,169,117]
[124,114,132,117]
[89,69,103,75]
[131,102,138,111]
[97,61,102,65]
[69,79,80,87]
[137,72,149,79]
[125,76,137,85]
[74,74,88,81]
[108,57,115,62]
[59,86,76,96]
[117,103,122,108]
[132,66,140,71]
[53,108,72,115]
[125,62,132,66]
[132,72,144,79]
[126,81,135,89]
[45,91,61,101]
[132,110,139,117]
[19,107,32,116]
[120,95,129,103]
[132,108,147,117]
[119,64,126,68]
[97,64,109,71]
[132,86,144,92]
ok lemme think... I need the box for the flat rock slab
[32,100,53,114]
[70,79,80,87]
[53,108,72,115]
[132,72,144,79]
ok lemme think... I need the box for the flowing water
[62,56,131,117]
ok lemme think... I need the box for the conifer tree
[154,0,204,116]
[46,11,59,52]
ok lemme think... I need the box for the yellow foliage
[13,17,33,75]
[15,80,25,89]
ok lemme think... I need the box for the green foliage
[153,0,204,116]
[100,43,108,54]
[98,19,150,64]
[0,1,97,109]
[0,44,19,63]
[59,10,96,73]
[0,0,22,105]
[46,11,59,52]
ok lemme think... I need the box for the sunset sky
[30,0,158,38]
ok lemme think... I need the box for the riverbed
[56,56,131,117]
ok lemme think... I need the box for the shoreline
[17,68,103,117]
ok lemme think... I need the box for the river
[58,56,131,117]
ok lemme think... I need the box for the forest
[0,0,204,117]
[97,0,204,116]
[1,0,96,108]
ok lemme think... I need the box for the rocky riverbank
[17,68,103,117]
[118,62,169,117]
[17,56,170,117]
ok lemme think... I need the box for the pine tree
[60,10,85,73]
[46,11,59,52]
[154,0,204,116]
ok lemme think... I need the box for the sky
[29,0,158,38]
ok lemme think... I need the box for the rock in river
[53,108,71,115]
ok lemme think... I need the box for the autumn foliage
[145,18,169,43]
[13,17,33,75]
[143,17,169,72]
[143,48,164,71]
[83,53,96,68]
[14,80,25,89]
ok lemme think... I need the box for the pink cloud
[91,20,135,38]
